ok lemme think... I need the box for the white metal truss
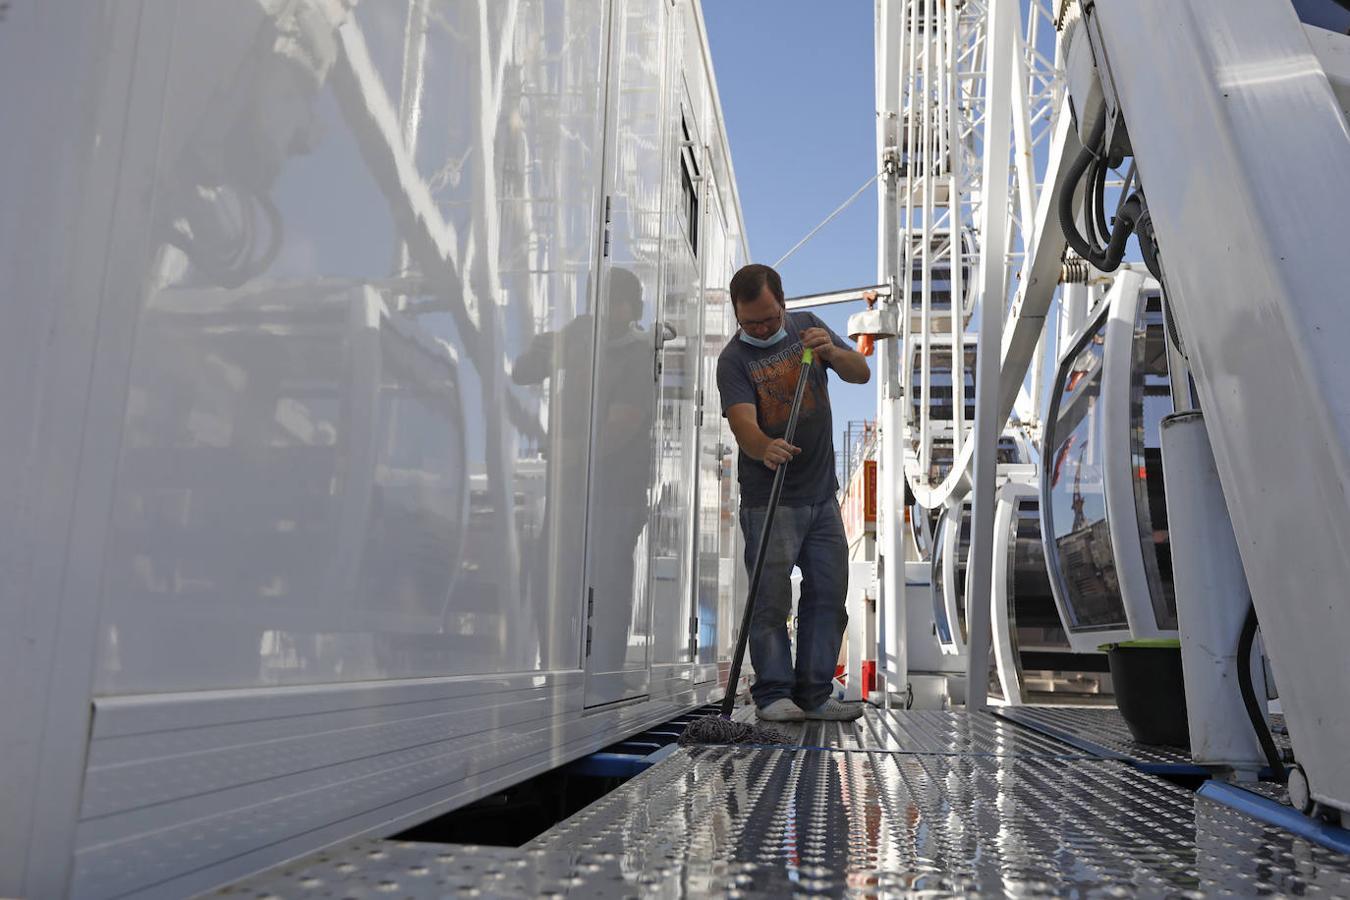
[883,0,1063,511]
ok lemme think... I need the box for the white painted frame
[990,478,1039,704]
[933,498,968,655]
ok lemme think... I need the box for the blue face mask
[739,326,787,349]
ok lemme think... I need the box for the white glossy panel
[0,4,163,892]
[2,0,752,890]
[718,229,750,665]
[1093,0,1350,812]
[93,0,611,692]
[694,173,733,673]
[582,0,668,706]
[648,38,702,670]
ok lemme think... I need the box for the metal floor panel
[1244,780,1294,804]
[993,705,1292,774]
[736,706,1092,758]
[222,744,1350,898]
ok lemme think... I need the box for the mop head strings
[678,714,792,746]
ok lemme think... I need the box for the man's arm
[800,326,872,384]
[725,403,801,471]
[510,330,554,385]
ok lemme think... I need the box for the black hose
[1099,192,1142,269]
[1238,603,1286,782]
[163,186,285,289]
[1138,211,1163,282]
[1091,155,1111,250]
[1081,158,1102,252]
[1057,110,1108,264]
[1056,109,1151,274]
[1139,233,1162,281]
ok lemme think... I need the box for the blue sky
[702,1,879,448]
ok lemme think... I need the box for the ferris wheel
[876,0,1066,511]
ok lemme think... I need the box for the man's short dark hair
[608,266,644,315]
[729,264,784,308]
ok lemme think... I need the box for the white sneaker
[802,698,864,721]
[757,698,806,722]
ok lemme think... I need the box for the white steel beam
[1011,27,1038,246]
[1092,0,1350,814]
[964,0,1017,711]
[876,0,907,702]
[785,283,891,310]
[905,98,1077,510]
[999,100,1077,417]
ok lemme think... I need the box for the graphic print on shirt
[747,341,820,432]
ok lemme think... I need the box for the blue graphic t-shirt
[716,311,851,508]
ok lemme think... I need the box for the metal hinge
[688,615,698,659]
[585,589,595,657]
[602,195,612,258]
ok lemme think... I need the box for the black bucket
[1103,640,1190,748]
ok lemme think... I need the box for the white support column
[1160,411,1268,774]
[1010,25,1037,244]
[946,0,966,461]
[964,0,1017,710]
[876,0,907,701]
[1059,280,1087,353]
[919,0,934,481]
[1027,327,1047,433]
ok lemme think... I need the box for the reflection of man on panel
[512,268,653,660]
[716,264,871,722]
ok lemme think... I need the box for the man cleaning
[717,263,872,722]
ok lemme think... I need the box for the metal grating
[736,706,1092,758]
[217,841,662,899]
[532,746,1350,896]
[1199,780,1350,856]
[223,746,1350,897]
[993,705,1292,774]
[1242,780,1293,805]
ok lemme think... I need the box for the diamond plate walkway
[220,708,1350,898]
[993,705,1293,776]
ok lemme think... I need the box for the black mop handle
[720,347,815,717]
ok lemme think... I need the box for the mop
[680,346,815,746]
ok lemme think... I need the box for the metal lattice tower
[884,0,1063,511]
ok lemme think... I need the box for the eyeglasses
[738,311,782,330]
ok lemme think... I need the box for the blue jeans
[739,499,849,710]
